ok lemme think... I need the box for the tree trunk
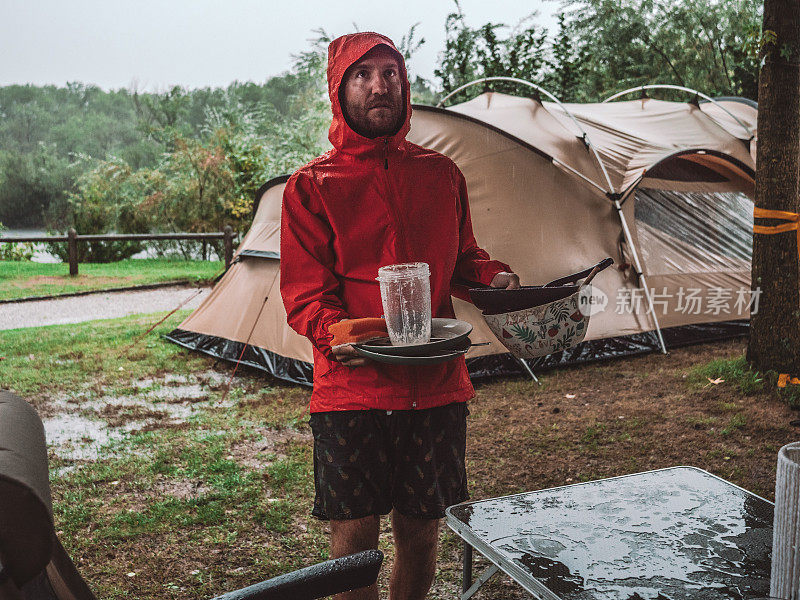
[747,0,800,373]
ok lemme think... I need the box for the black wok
[468,258,613,315]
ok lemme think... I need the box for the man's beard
[358,107,403,138]
[341,91,405,139]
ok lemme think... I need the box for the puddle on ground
[45,413,140,461]
[43,370,243,462]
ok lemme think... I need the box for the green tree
[133,85,194,148]
[547,13,588,101]
[560,0,761,100]
[0,83,162,227]
[435,2,549,104]
[48,158,154,262]
[0,144,76,228]
[434,2,547,103]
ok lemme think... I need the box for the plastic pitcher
[376,263,431,346]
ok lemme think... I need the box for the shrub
[46,159,152,263]
[0,222,35,261]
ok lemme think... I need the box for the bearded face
[341,45,404,139]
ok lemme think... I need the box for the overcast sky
[1,0,558,91]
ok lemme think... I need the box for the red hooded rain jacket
[280,32,511,412]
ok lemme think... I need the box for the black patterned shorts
[308,402,469,520]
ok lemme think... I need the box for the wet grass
[721,413,748,435]
[689,355,765,394]
[0,309,202,398]
[1,311,326,597]
[49,387,321,598]
[2,321,797,599]
[690,354,800,406]
[0,258,222,301]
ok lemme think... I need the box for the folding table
[447,467,773,600]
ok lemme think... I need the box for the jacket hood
[327,32,412,158]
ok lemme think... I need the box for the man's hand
[329,318,368,367]
[331,343,368,367]
[490,271,521,289]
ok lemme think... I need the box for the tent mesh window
[634,188,753,276]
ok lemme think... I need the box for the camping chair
[0,391,382,600]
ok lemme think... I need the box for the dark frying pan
[468,258,613,315]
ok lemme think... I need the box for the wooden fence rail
[0,226,235,276]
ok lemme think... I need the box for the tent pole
[515,357,541,385]
[602,84,754,138]
[552,159,608,195]
[436,76,666,354]
[436,77,618,198]
[613,199,668,355]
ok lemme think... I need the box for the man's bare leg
[389,510,440,600]
[330,515,381,600]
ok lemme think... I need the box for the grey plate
[355,318,473,356]
[354,337,472,365]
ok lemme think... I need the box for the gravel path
[0,284,210,330]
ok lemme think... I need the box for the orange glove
[329,318,388,346]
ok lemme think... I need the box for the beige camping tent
[167,87,757,385]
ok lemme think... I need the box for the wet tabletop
[447,467,773,600]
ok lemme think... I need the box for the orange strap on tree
[753,207,800,386]
[753,207,800,256]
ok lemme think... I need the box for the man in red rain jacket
[280,32,518,599]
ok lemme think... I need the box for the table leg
[462,541,473,593]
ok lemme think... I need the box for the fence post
[223,226,234,270]
[67,228,78,276]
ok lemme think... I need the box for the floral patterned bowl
[481,286,592,358]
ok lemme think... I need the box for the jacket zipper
[379,137,416,408]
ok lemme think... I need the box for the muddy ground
[33,337,799,598]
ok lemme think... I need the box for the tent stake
[516,358,541,385]
[613,199,668,355]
